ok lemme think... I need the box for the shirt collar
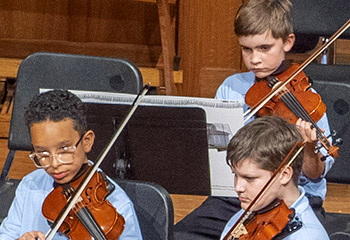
[290,186,309,213]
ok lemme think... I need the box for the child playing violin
[220,116,329,239]
[174,0,334,239]
[0,90,143,240]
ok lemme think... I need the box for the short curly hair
[24,89,87,135]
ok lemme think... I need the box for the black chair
[290,0,350,56]
[291,0,350,236]
[0,52,143,183]
[290,0,350,183]
[304,63,350,236]
[291,0,350,49]
[304,64,350,184]
[290,0,350,184]
[116,179,174,240]
[331,232,350,240]
[291,0,350,39]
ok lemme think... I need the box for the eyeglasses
[29,133,85,169]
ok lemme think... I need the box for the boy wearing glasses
[0,90,142,240]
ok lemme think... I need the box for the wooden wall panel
[336,39,350,64]
[0,0,244,96]
[177,0,242,97]
[0,140,35,180]
[0,0,162,44]
[0,0,165,66]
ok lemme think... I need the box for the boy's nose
[250,51,261,65]
[234,178,245,193]
[49,154,62,168]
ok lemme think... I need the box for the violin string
[281,92,331,148]
[265,76,333,151]
[282,92,325,137]
[282,92,318,127]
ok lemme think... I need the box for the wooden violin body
[245,62,339,159]
[42,166,125,240]
[245,62,326,124]
[240,199,294,240]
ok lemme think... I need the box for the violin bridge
[227,222,248,239]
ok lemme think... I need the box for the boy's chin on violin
[232,157,300,211]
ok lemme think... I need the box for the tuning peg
[327,130,337,138]
[334,138,343,146]
[326,130,343,146]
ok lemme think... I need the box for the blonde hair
[234,0,293,42]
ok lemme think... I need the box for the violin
[241,199,299,240]
[42,165,125,240]
[223,142,305,240]
[43,85,150,240]
[243,19,350,159]
[244,61,340,159]
[245,61,326,124]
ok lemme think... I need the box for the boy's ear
[280,165,293,185]
[283,33,295,52]
[82,130,95,153]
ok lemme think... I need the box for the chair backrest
[290,0,350,53]
[289,1,350,183]
[330,232,350,240]
[8,52,143,151]
[304,64,350,183]
[115,179,174,240]
[291,0,350,38]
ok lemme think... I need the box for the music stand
[85,103,210,195]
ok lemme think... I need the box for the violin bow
[223,141,306,240]
[244,19,350,122]
[45,84,150,240]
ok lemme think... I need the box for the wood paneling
[336,39,350,64]
[0,0,166,66]
[0,115,10,138]
[171,194,207,224]
[177,0,242,97]
[324,183,350,214]
[0,40,162,67]
[198,67,236,98]
[0,0,162,44]
[0,140,35,180]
